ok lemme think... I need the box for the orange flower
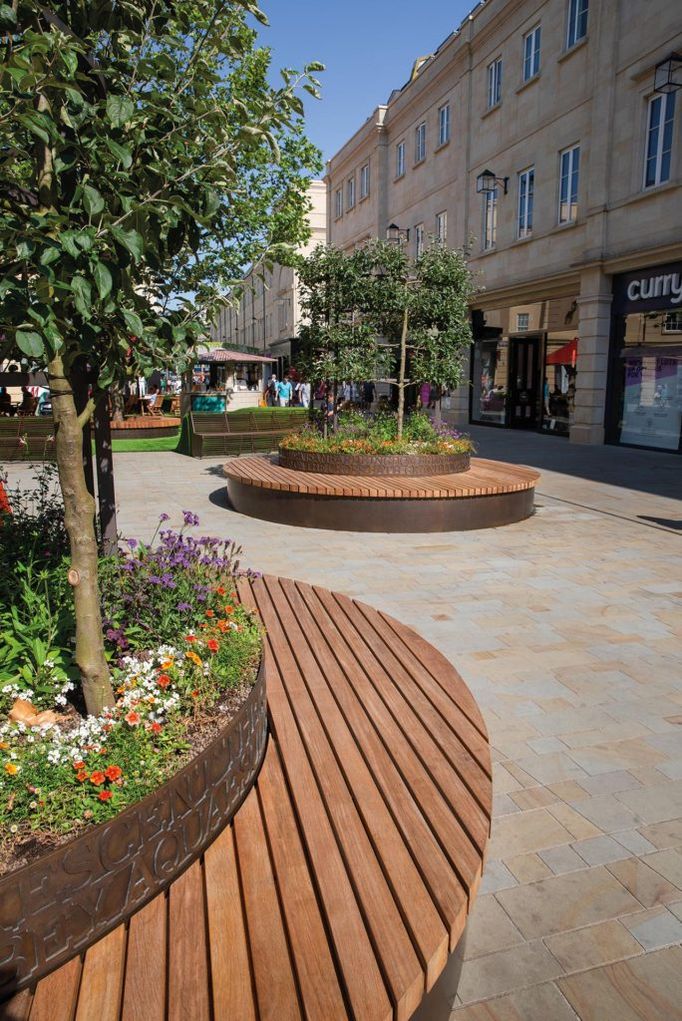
[157,674,171,688]
[124,710,141,727]
[207,638,219,653]
[217,619,228,633]
[215,586,226,596]
[160,659,173,669]
[185,650,202,667]
[224,605,234,615]
[73,760,86,770]
[89,771,106,786]
[205,609,215,618]
[104,765,122,782]
[76,770,89,783]
[191,690,199,698]
[185,634,197,643]
[98,790,113,802]
[150,722,162,735]
[0,741,8,750]
[4,762,18,776]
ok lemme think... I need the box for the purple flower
[121,561,135,572]
[182,510,200,527]
[159,513,170,522]
[126,538,139,550]
[148,575,162,585]
[177,602,191,612]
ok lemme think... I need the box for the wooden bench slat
[27,958,80,1021]
[258,577,445,1005]
[167,862,210,1021]
[120,894,166,1021]
[238,580,393,1021]
[0,989,32,1021]
[290,579,471,952]
[309,584,485,889]
[75,925,126,1021]
[258,741,349,1021]
[204,826,257,1021]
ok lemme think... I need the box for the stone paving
[4,427,682,1020]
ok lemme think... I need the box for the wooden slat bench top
[224,455,539,499]
[2,578,491,1021]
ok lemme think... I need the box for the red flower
[157,674,171,689]
[215,586,226,596]
[205,609,215,618]
[89,771,106,786]
[98,790,113,802]
[185,634,197,643]
[191,690,199,698]
[73,761,86,770]
[150,722,162,735]
[124,710,141,727]
[104,765,122,782]
[76,770,88,783]
[207,638,219,653]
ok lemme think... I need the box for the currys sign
[613,262,682,314]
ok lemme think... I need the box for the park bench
[0,576,491,1021]
[0,417,57,462]
[189,408,306,458]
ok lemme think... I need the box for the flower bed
[279,447,470,476]
[0,474,262,876]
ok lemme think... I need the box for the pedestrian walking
[277,374,293,407]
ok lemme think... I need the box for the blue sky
[260,0,476,166]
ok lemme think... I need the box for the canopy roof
[198,349,274,364]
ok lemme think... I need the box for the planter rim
[279,447,471,477]
[0,652,267,997]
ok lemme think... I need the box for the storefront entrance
[509,336,540,428]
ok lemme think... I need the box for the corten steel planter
[0,658,267,997]
[279,447,471,476]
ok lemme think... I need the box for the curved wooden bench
[0,578,491,1021]
[225,457,540,531]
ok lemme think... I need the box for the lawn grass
[95,433,181,453]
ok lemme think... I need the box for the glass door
[509,336,540,428]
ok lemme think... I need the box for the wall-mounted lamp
[654,53,682,94]
[386,223,410,244]
[476,169,509,195]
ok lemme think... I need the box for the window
[487,58,502,108]
[523,25,541,81]
[360,162,370,199]
[482,188,497,250]
[438,103,450,146]
[645,93,676,188]
[517,166,534,238]
[516,313,529,331]
[334,188,343,219]
[663,312,682,333]
[567,0,588,48]
[415,121,426,163]
[415,223,425,258]
[559,145,580,222]
[396,140,405,178]
[435,211,447,243]
[346,176,355,209]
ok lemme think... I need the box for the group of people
[0,386,48,417]
[265,374,311,408]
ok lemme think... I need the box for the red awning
[546,338,578,366]
[198,349,275,364]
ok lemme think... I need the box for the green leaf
[82,184,105,216]
[111,225,143,263]
[106,95,134,127]
[0,4,17,29]
[123,309,144,336]
[92,261,113,300]
[16,330,44,358]
[17,111,50,145]
[71,275,92,318]
[104,137,133,169]
[61,49,78,77]
[60,231,80,258]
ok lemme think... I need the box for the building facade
[210,180,327,373]
[326,0,682,452]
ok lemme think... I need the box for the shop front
[470,297,580,437]
[607,262,682,453]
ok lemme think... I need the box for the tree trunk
[49,354,115,716]
[396,306,409,440]
[110,384,125,424]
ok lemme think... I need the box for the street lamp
[654,53,682,94]
[386,223,410,245]
[476,169,508,195]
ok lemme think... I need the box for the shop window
[616,311,682,450]
[523,25,541,82]
[482,188,497,250]
[517,166,534,238]
[559,145,580,223]
[487,58,502,109]
[472,335,508,425]
[567,0,588,49]
[644,93,676,188]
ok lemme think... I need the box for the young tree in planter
[296,244,390,431]
[360,239,475,435]
[0,1,322,715]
